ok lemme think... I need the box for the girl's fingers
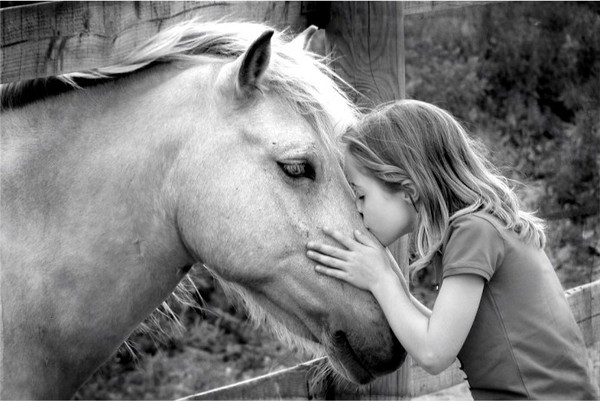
[306,241,348,259]
[354,230,372,245]
[306,250,345,270]
[322,227,357,250]
[315,264,347,280]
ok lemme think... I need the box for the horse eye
[278,162,316,180]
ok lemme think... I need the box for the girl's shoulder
[439,211,506,283]
[447,211,505,241]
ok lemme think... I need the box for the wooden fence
[176,279,599,400]
[0,1,493,85]
[2,1,596,399]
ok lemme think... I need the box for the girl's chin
[369,231,388,246]
[380,233,408,248]
[367,229,402,247]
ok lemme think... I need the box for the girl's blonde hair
[342,99,546,273]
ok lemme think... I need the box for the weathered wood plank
[409,360,466,398]
[319,1,405,108]
[565,280,600,391]
[566,279,600,345]
[0,1,307,83]
[403,1,496,16]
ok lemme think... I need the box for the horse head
[0,21,406,399]
[169,23,407,383]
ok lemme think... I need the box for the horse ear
[234,30,274,98]
[291,25,318,51]
[306,29,328,56]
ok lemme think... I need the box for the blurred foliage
[404,1,599,301]
[77,2,599,399]
[406,2,599,215]
[75,274,303,400]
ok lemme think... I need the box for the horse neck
[1,66,196,399]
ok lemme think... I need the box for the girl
[306,100,597,399]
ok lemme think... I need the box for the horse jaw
[206,271,327,357]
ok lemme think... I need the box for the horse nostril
[331,330,352,352]
[332,330,345,342]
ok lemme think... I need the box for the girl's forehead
[343,156,371,188]
[343,150,359,169]
[342,153,360,176]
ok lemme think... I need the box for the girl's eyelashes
[352,189,364,200]
[353,192,365,202]
[278,161,316,180]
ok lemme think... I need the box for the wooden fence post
[306,2,414,397]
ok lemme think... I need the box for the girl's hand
[306,227,399,293]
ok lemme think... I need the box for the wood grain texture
[566,280,600,346]
[403,1,495,16]
[565,280,600,390]
[323,1,405,108]
[1,1,307,83]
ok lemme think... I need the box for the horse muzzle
[326,327,407,384]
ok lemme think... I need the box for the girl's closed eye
[351,186,364,200]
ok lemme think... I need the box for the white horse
[0,20,406,399]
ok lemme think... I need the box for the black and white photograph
[1,1,598,400]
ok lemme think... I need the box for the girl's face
[344,152,417,246]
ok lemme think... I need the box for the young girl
[306,100,598,399]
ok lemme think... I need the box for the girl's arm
[408,291,433,318]
[307,228,483,375]
[384,248,433,318]
[373,273,483,374]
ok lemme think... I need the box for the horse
[0,20,406,399]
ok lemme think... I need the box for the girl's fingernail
[355,230,361,235]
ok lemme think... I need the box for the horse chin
[210,276,328,357]
[208,274,398,384]
[325,331,375,384]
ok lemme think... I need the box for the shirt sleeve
[442,215,505,282]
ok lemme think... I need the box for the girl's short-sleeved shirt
[435,212,598,400]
